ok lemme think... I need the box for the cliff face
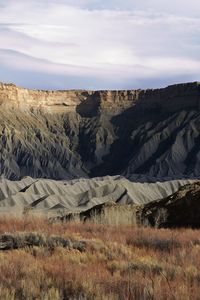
[0,83,88,113]
[0,83,138,115]
[1,81,200,115]
[0,81,200,180]
[136,82,200,111]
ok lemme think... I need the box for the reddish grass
[0,216,200,299]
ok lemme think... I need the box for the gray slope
[0,176,197,215]
[2,107,200,180]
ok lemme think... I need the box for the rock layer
[1,81,200,114]
[0,83,138,115]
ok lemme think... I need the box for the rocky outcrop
[0,81,200,179]
[140,182,200,228]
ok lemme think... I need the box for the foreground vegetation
[0,217,200,299]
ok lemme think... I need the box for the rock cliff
[0,81,200,179]
[0,83,138,115]
[1,81,200,115]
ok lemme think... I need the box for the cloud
[0,0,199,89]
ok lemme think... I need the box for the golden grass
[0,216,200,299]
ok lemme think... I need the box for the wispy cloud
[0,0,199,89]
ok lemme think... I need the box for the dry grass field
[0,216,200,299]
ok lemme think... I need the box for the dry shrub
[0,216,200,299]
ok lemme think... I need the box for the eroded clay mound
[0,176,196,216]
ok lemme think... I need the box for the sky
[0,0,199,90]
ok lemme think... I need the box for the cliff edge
[0,82,199,116]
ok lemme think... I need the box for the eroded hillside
[0,82,200,179]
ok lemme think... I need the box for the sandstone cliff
[0,81,200,115]
[0,82,138,115]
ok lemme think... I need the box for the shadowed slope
[140,181,200,228]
